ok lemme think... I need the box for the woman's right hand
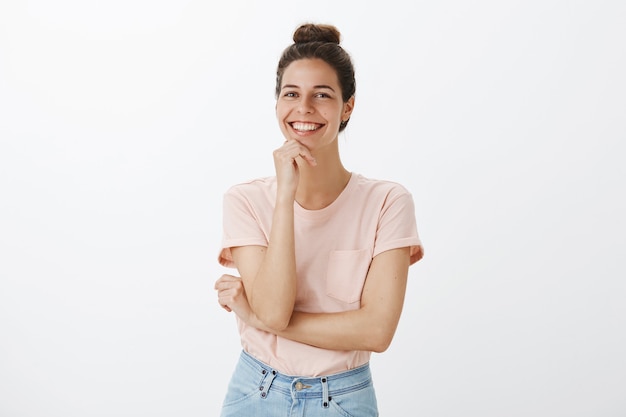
[272,139,317,198]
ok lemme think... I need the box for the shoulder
[352,173,414,201]
[224,176,277,201]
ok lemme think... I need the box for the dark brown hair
[275,23,356,131]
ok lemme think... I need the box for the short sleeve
[373,188,424,265]
[217,188,269,268]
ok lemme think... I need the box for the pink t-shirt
[218,173,423,376]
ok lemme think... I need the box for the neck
[295,150,351,210]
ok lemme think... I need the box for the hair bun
[293,23,341,44]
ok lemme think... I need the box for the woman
[214,23,423,417]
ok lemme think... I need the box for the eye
[283,91,298,98]
[315,92,331,98]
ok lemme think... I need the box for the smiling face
[276,58,354,152]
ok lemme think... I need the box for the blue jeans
[220,350,379,417]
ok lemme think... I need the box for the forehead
[281,58,339,88]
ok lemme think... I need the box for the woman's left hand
[214,274,258,326]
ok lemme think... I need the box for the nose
[297,96,314,114]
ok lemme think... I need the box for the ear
[342,96,355,121]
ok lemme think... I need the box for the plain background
[1,1,624,416]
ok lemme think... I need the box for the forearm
[249,248,410,352]
[253,308,396,353]
[236,139,317,330]
[248,198,297,330]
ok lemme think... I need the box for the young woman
[214,23,424,417]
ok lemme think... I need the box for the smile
[290,122,324,132]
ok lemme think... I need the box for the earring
[340,119,348,129]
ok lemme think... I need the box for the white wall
[1,1,624,416]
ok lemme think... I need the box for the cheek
[322,110,341,123]
[276,104,290,120]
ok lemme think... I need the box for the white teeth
[292,122,320,131]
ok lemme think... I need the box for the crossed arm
[215,245,411,353]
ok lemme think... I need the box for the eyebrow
[282,84,336,92]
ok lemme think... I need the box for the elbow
[359,307,398,352]
[250,295,294,332]
[264,318,290,332]
[368,326,395,353]
[259,310,292,332]
[370,337,393,353]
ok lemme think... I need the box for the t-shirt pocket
[326,249,372,304]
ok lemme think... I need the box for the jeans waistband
[239,350,372,406]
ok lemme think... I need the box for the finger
[217,286,244,302]
[299,152,317,166]
[214,274,241,289]
[282,140,317,166]
[215,280,231,290]
[215,279,243,292]
[290,140,317,166]
[217,295,233,312]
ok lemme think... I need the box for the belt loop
[321,376,330,408]
[259,369,277,399]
